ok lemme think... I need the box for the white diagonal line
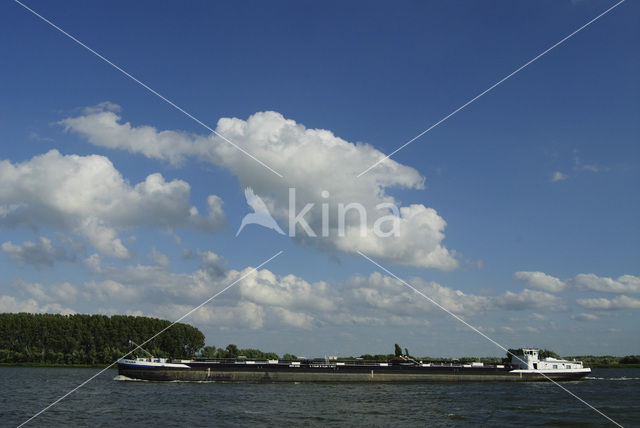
[17,250,284,428]
[357,251,623,428]
[13,0,284,179]
[358,0,625,177]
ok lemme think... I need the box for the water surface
[1,367,638,427]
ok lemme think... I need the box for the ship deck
[118,359,590,383]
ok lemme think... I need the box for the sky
[0,0,638,358]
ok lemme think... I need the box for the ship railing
[186,357,508,369]
[189,358,403,367]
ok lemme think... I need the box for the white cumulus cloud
[0,150,225,259]
[15,253,573,332]
[60,104,458,270]
[513,271,567,293]
[493,288,566,311]
[572,273,640,294]
[514,271,640,294]
[0,295,75,315]
[577,295,640,310]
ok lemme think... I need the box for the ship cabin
[510,348,584,371]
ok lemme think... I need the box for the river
[1,367,638,427]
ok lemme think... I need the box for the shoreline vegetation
[1,313,638,369]
[0,313,204,366]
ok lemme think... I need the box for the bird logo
[236,188,285,236]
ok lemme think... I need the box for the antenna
[128,340,153,357]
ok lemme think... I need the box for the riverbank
[0,362,111,368]
[584,363,640,368]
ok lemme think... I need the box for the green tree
[199,346,217,359]
[504,348,521,364]
[538,349,560,359]
[0,313,205,364]
[620,355,640,364]
[225,344,239,358]
[394,344,402,357]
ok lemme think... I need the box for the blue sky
[0,0,638,358]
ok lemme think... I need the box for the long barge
[117,348,590,383]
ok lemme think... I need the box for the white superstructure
[509,348,590,375]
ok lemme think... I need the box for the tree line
[0,313,204,365]
[567,354,640,368]
[197,344,295,360]
[3,314,637,367]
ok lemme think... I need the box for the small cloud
[19,280,79,305]
[571,313,600,322]
[577,295,640,310]
[551,171,568,182]
[82,101,121,114]
[572,273,640,294]
[29,132,55,143]
[572,149,609,174]
[513,271,567,293]
[0,295,75,315]
[149,248,170,268]
[581,164,608,173]
[200,251,227,277]
[494,288,567,311]
[181,248,195,260]
[528,312,548,322]
[2,237,71,269]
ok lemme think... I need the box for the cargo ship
[117,348,590,382]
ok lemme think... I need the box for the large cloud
[60,104,458,270]
[0,150,225,258]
